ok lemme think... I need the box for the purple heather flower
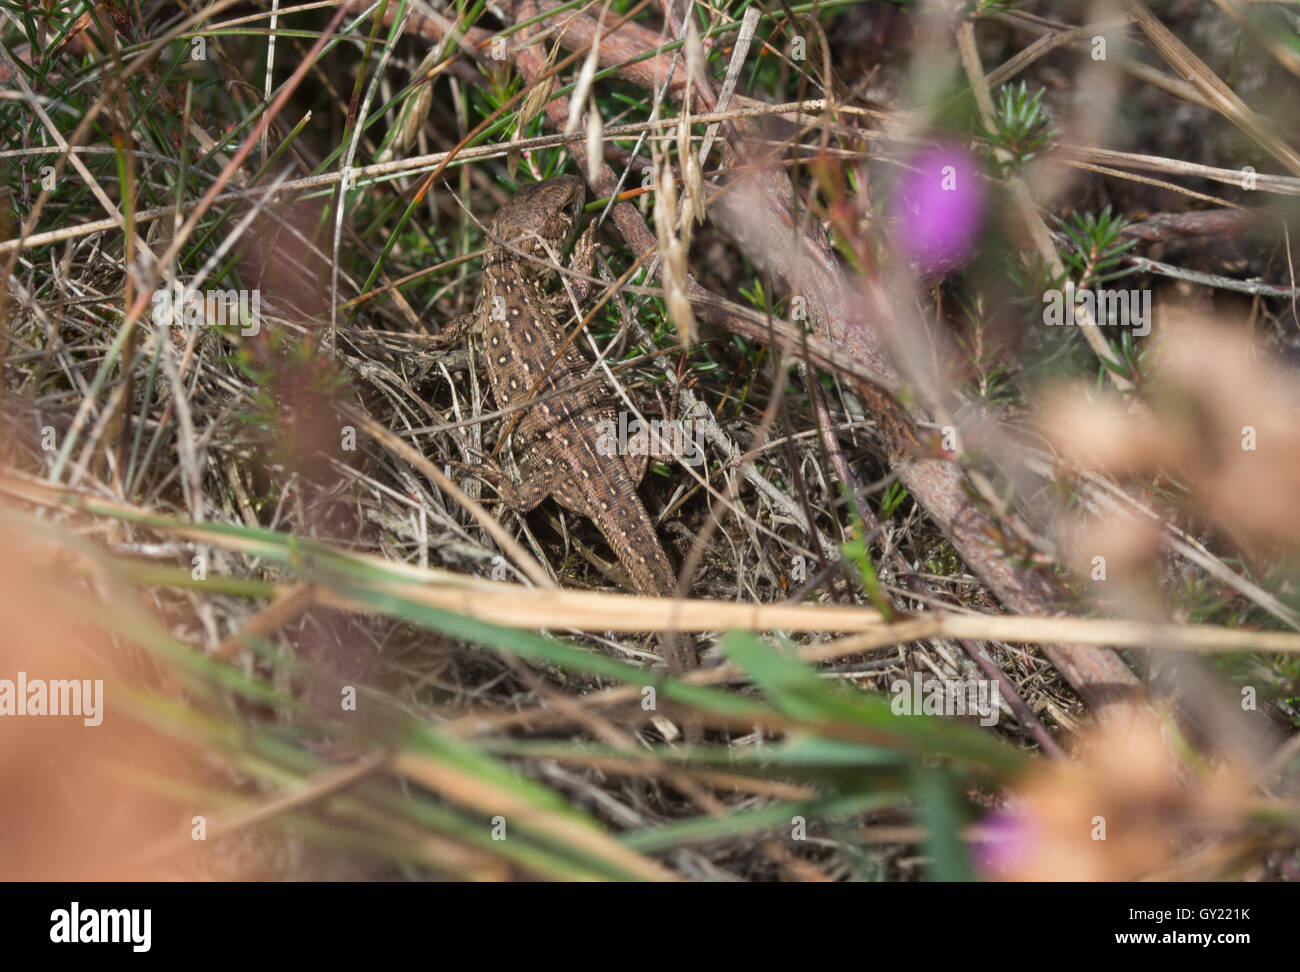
[971,806,1037,879]
[890,144,985,272]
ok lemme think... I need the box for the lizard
[427,174,697,677]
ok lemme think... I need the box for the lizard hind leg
[620,411,686,483]
[450,455,551,513]
[425,311,476,352]
[621,447,649,484]
[548,473,588,514]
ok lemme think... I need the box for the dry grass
[3,0,1300,882]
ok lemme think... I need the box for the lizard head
[486,174,586,278]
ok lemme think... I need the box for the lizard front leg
[424,310,480,353]
[549,220,596,312]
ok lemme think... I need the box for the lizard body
[432,176,695,675]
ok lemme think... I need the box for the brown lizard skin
[431,175,696,676]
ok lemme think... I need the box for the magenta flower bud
[971,807,1037,879]
[890,144,985,272]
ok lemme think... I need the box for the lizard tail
[595,505,699,714]
[593,511,678,599]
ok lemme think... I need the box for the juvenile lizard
[430,175,696,676]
